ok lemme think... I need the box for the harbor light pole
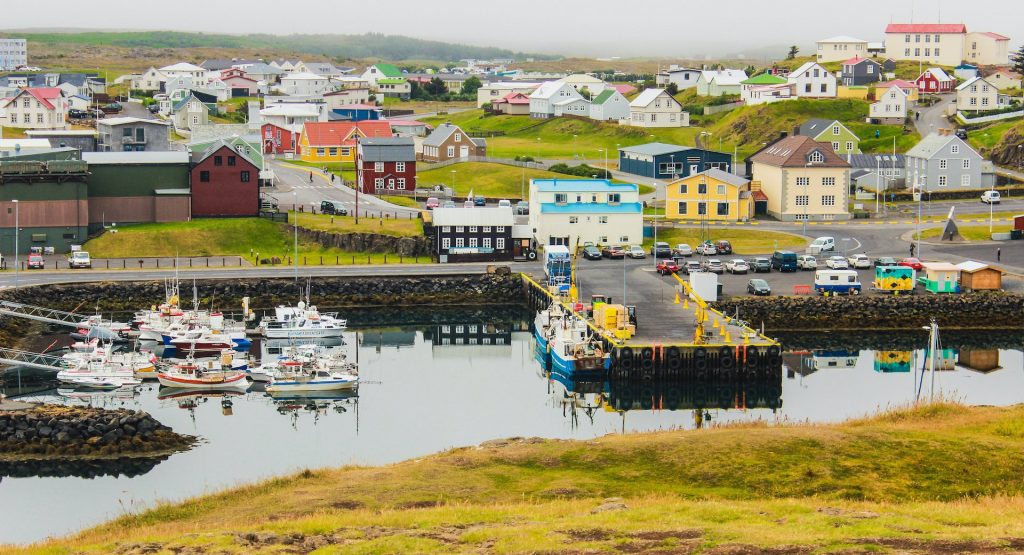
[292,192,298,282]
[12,199,18,289]
[451,170,457,197]
[916,174,926,258]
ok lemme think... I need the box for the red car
[899,257,923,271]
[27,254,44,269]
[656,259,681,275]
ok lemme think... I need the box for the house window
[677,201,688,214]
[796,177,810,186]
[341,148,351,157]
[375,162,384,172]
[915,34,921,43]
[939,159,947,169]
[716,185,726,195]
[716,202,729,216]
[316,148,325,156]
[678,184,688,195]
[822,177,836,186]
[374,178,384,189]
[328,148,338,156]
[447,146,455,157]
[794,214,809,221]
[822,195,835,206]
[795,195,809,206]
[441,237,451,249]
[846,142,854,152]
[905,35,911,43]
[228,156,236,166]
[214,156,223,166]
[620,236,629,243]
[200,171,210,182]
[37,114,43,124]
[970,98,978,106]
[599,216,608,224]
[934,48,939,56]
[569,216,578,224]
[396,162,405,173]
[832,142,840,151]
[496,237,505,250]
[608,193,621,203]
[241,171,250,182]
[482,238,491,249]
[397,178,406,189]
[809,151,824,163]
[554,193,567,204]
[832,125,840,135]
[951,145,960,154]
[697,183,707,194]
[961,174,971,186]
[455,226,464,232]
[455,237,464,248]
[821,83,828,93]
[469,238,478,247]
[469,226,478,232]
[442,226,450,233]
[914,49,920,57]
[938,175,947,187]
[495,226,505,232]
[905,48,911,57]
[924,48,930,57]
[867,65,874,74]
[981,98,989,106]
[963,159,971,169]
[482,226,491,232]
[697,202,707,215]
[454,133,462,142]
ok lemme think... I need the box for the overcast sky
[3,0,1020,58]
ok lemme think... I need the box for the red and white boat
[156,356,250,391]
[168,329,236,351]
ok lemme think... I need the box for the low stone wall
[0,405,194,460]
[713,292,1024,331]
[297,228,431,258]
[0,274,524,314]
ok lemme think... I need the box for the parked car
[320,200,347,215]
[899,257,924,271]
[425,197,440,210]
[825,255,849,269]
[725,259,749,274]
[847,254,871,269]
[771,250,798,272]
[67,108,88,119]
[628,245,646,259]
[147,103,161,114]
[955,128,968,140]
[672,244,693,257]
[714,240,733,254]
[981,190,1001,204]
[747,278,771,296]
[874,256,899,267]
[497,199,512,208]
[656,259,681,275]
[515,201,529,215]
[806,236,836,254]
[650,241,672,257]
[67,251,91,269]
[442,201,457,208]
[473,196,486,207]
[27,254,44,269]
[696,241,717,256]
[749,257,772,273]
[703,258,724,274]
[683,260,703,274]
[601,245,626,259]
[797,255,817,270]
[582,245,602,260]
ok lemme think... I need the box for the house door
[459,146,469,159]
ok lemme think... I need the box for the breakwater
[0,405,193,459]
[713,292,1024,331]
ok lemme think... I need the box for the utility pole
[12,199,18,289]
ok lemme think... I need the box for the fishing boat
[155,356,250,391]
[264,343,358,392]
[167,328,239,351]
[265,368,358,392]
[548,315,611,373]
[533,299,568,357]
[259,301,346,339]
[57,344,147,388]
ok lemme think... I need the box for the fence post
[320,256,323,265]
[384,254,387,264]
[157,259,160,268]
[367,255,370,264]
[352,255,355,264]
[336,255,339,265]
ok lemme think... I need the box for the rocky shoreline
[0,405,195,460]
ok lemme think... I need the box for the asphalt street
[265,159,420,218]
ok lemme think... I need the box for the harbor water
[1,310,1023,544]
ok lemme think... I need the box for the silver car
[703,258,725,274]
[628,245,646,259]
[673,243,693,257]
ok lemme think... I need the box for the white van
[806,236,836,255]
[68,251,91,269]
[814,269,861,295]
[981,190,1001,204]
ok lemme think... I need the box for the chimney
[779,131,788,140]
[792,125,800,137]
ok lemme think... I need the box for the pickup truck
[68,251,92,269]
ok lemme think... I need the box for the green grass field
[289,212,422,237]
[416,162,655,199]
[83,218,428,264]
[643,226,807,254]
[968,119,1024,154]
[16,404,1024,554]
[918,223,1012,241]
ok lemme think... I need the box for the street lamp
[12,199,18,289]
[451,169,457,196]
[292,192,298,281]
[916,174,926,258]
[803,162,812,237]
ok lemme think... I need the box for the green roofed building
[590,88,630,121]
[741,73,789,85]
[361,64,410,99]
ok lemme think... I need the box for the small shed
[919,262,960,294]
[957,261,1002,291]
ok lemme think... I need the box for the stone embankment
[0,405,194,460]
[297,228,431,258]
[714,292,1024,331]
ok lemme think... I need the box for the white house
[279,72,336,96]
[158,62,207,81]
[589,89,630,121]
[552,97,591,117]
[956,76,1009,112]
[627,88,688,127]
[561,73,607,95]
[132,67,165,92]
[868,86,908,124]
[815,36,869,63]
[528,80,583,119]
[2,88,68,129]
[259,104,324,128]
[695,69,748,96]
[656,66,701,90]
[527,178,643,248]
[476,81,540,108]
[743,84,796,105]
[788,62,837,98]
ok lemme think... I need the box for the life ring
[694,357,708,372]
[527,251,537,260]
[666,355,682,371]
[640,356,655,372]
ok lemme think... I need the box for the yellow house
[666,168,753,222]
[836,86,869,100]
[298,121,394,165]
[750,135,851,221]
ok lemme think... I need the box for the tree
[461,75,483,96]
[1012,45,1024,75]
[425,77,448,96]
[787,45,799,60]
[665,83,679,96]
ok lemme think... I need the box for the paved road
[914,93,955,136]
[265,159,420,218]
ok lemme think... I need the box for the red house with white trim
[219,68,263,97]
[190,141,261,217]
[356,137,417,194]
[261,122,300,154]
[915,68,956,94]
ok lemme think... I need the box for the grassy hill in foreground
[13,403,1024,553]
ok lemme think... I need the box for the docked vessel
[155,355,250,390]
[259,301,346,339]
[263,343,358,392]
[58,343,152,387]
[547,315,611,373]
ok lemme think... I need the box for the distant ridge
[0,30,561,62]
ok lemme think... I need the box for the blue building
[329,105,383,122]
[617,142,732,180]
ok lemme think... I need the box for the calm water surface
[1,317,1022,544]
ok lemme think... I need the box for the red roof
[885,23,966,34]
[301,121,393,147]
[14,87,63,110]
[751,190,768,202]
[981,32,1010,41]
[612,83,637,96]
[879,79,918,89]
[498,92,531,105]
[841,56,876,66]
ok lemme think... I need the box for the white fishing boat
[259,301,346,339]
[167,328,238,351]
[266,369,358,392]
[548,315,611,374]
[57,344,147,387]
[155,355,250,390]
[263,343,358,392]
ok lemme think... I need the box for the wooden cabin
[958,349,1001,373]
[957,261,1002,291]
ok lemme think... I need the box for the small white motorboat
[266,369,358,393]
